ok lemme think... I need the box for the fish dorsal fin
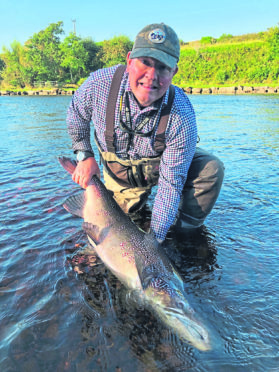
[63,192,85,218]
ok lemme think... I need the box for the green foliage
[81,37,102,73]
[60,32,88,83]
[265,25,279,59]
[24,21,64,83]
[216,70,229,83]
[0,57,4,71]
[1,41,27,87]
[77,77,88,86]
[200,36,216,45]
[173,39,279,87]
[97,36,133,67]
[218,33,233,42]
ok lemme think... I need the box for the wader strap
[154,84,175,153]
[105,64,127,153]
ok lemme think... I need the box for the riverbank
[183,86,279,94]
[1,85,279,96]
[0,88,75,96]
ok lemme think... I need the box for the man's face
[126,52,178,107]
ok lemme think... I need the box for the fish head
[144,278,211,351]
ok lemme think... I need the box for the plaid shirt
[67,65,197,241]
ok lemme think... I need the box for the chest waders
[95,65,175,214]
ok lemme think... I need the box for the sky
[0,0,278,49]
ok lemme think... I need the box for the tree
[97,36,133,67]
[60,33,89,83]
[24,21,64,83]
[81,37,102,73]
[1,41,27,87]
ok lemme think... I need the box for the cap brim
[130,48,178,69]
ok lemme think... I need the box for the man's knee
[201,154,225,194]
[188,147,224,190]
[176,148,224,227]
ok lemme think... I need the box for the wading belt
[97,65,175,188]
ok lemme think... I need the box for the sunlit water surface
[0,94,278,371]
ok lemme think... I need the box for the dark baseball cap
[130,23,180,69]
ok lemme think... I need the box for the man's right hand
[72,157,101,188]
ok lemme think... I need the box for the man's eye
[141,59,150,66]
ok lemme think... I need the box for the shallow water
[0,94,278,371]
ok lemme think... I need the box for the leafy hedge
[173,40,279,87]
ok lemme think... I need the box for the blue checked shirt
[67,65,197,241]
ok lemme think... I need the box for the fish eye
[177,301,184,310]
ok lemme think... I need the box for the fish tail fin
[63,192,85,218]
[58,156,77,175]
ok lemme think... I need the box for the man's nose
[145,66,158,80]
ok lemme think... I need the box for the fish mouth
[164,306,211,351]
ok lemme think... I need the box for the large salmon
[59,157,211,351]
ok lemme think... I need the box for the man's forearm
[67,103,93,153]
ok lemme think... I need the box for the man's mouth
[139,83,157,90]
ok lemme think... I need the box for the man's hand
[72,157,101,188]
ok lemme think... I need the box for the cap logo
[148,28,166,44]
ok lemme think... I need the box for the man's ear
[173,65,178,77]
[126,51,132,69]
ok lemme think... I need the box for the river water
[0,94,278,371]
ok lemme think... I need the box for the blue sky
[0,0,278,49]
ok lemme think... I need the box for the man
[67,23,224,243]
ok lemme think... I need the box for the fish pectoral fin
[134,253,159,290]
[63,192,86,218]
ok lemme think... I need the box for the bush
[77,77,87,86]
[218,34,233,43]
[216,70,229,83]
[200,36,216,45]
